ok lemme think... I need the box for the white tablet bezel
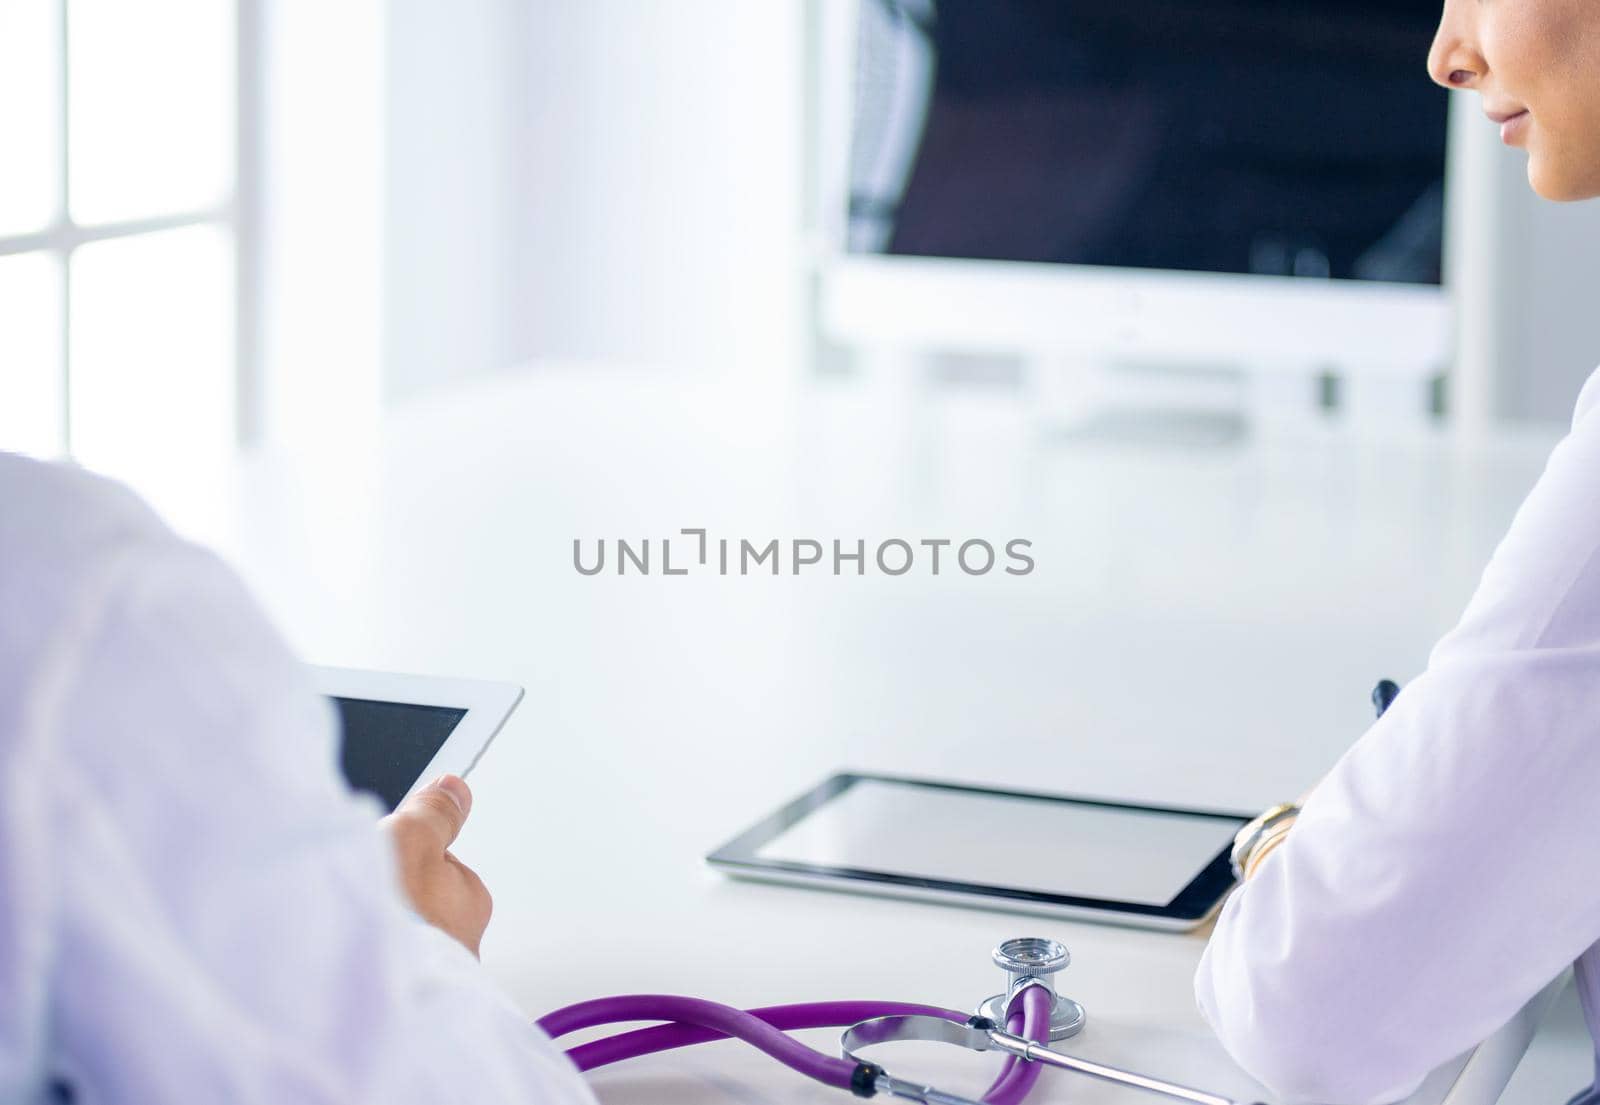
[310,665,524,805]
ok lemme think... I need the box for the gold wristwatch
[1230,802,1301,880]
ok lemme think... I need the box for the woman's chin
[1526,154,1600,202]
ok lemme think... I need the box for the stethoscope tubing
[541,994,921,1091]
[538,987,1055,1102]
[986,986,1052,1105]
[546,998,965,1075]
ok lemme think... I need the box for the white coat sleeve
[39,531,595,1104]
[1195,394,1600,1105]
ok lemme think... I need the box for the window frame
[0,0,258,456]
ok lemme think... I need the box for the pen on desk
[1371,679,1401,719]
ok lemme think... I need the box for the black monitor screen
[332,697,468,813]
[848,0,1449,284]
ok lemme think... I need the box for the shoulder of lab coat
[1573,364,1600,430]
[1194,366,1600,1105]
[0,453,594,1104]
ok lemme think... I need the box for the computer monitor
[810,0,1455,393]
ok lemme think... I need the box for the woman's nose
[1428,3,1486,90]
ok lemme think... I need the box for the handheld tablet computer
[312,666,524,813]
[707,772,1251,931]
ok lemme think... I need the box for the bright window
[68,0,234,227]
[0,253,64,458]
[0,1,60,238]
[0,0,241,535]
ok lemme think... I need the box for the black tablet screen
[332,697,467,813]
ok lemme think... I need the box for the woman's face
[1429,0,1600,200]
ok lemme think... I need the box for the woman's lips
[1491,109,1531,145]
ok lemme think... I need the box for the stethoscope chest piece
[977,937,1085,1042]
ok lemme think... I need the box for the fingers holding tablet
[383,774,494,956]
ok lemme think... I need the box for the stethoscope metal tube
[841,1014,1247,1105]
[980,1024,1242,1105]
[842,1015,992,1103]
[870,1072,988,1105]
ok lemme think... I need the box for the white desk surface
[227,366,1591,1104]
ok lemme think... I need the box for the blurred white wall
[1449,96,1600,428]
[1496,191,1600,423]
[383,0,518,401]
[259,0,383,452]
[381,0,807,402]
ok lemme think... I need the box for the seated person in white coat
[0,453,594,1101]
[1197,2,1600,1104]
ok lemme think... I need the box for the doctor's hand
[381,774,493,957]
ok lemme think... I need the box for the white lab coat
[1197,366,1600,1105]
[0,454,594,1104]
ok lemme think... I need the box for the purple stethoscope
[537,937,1257,1105]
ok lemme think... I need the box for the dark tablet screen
[332,697,468,812]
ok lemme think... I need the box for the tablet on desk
[708,773,1250,931]
[312,666,523,813]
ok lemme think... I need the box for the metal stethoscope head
[977,937,1086,1042]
